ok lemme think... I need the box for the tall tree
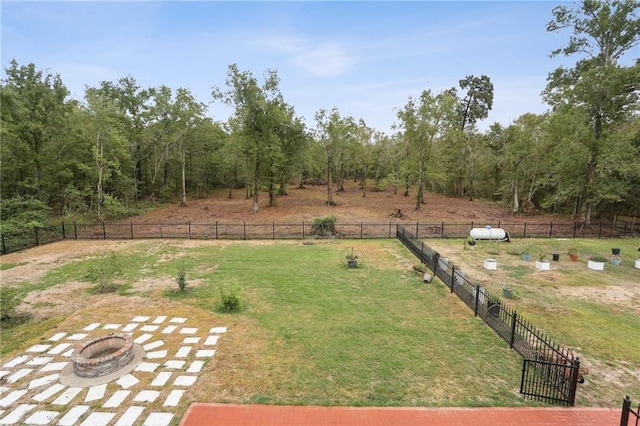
[213,64,296,212]
[314,108,355,206]
[84,88,128,221]
[396,90,457,210]
[544,0,640,225]
[0,60,71,201]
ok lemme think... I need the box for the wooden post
[102,222,106,240]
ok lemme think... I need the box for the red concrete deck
[180,403,622,426]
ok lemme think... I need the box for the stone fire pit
[71,333,135,378]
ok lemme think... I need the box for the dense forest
[1,0,639,233]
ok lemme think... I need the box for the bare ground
[131,182,571,224]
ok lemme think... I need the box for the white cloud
[292,42,355,77]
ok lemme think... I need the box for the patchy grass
[425,237,640,406]
[0,239,529,408]
[0,261,27,270]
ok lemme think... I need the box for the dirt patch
[131,182,571,224]
[557,285,640,310]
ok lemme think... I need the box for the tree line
[1,0,638,232]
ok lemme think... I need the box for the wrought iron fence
[622,396,640,426]
[1,219,637,255]
[396,225,582,406]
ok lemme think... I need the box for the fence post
[243,222,246,240]
[415,222,419,239]
[620,395,631,426]
[1,234,6,255]
[102,222,106,240]
[360,222,363,239]
[34,228,40,246]
[567,358,580,407]
[441,221,444,238]
[474,284,480,317]
[450,265,455,293]
[523,222,527,238]
[302,222,305,239]
[549,223,553,237]
[61,222,66,239]
[74,222,78,240]
[509,311,518,348]
[131,222,134,239]
[573,222,577,238]
[433,252,439,276]
[273,222,275,239]
[189,222,192,240]
[599,222,602,238]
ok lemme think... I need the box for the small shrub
[218,282,242,313]
[311,215,337,237]
[176,267,187,292]
[0,287,25,321]
[85,252,122,293]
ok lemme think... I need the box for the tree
[396,90,457,210]
[84,88,128,221]
[455,75,494,133]
[213,65,297,212]
[443,75,494,198]
[314,108,356,206]
[0,60,71,203]
[544,0,640,225]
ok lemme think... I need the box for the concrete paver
[57,405,89,425]
[115,406,145,426]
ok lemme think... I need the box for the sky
[1,1,589,133]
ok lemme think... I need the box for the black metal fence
[622,396,640,426]
[2,219,638,255]
[396,225,581,406]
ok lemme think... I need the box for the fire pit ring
[71,333,135,378]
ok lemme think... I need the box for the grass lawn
[1,239,530,408]
[425,237,640,406]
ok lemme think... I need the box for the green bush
[218,282,242,313]
[311,215,337,237]
[1,287,25,321]
[0,195,51,233]
[176,267,187,292]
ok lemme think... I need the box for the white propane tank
[469,226,509,241]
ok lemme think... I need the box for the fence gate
[520,358,580,406]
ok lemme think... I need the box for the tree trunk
[326,154,336,206]
[180,144,187,206]
[579,156,597,227]
[512,179,519,213]
[96,132,104,221]
[251,160,260,213]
